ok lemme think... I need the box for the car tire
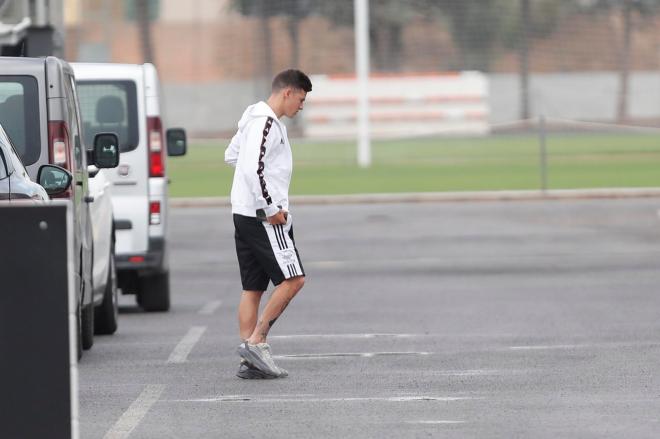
[95,243,118,335]
[137,270,170,312]
[81,302,94,350]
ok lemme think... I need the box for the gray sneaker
[236,342,282,377]
[236,359,288,379]
[236,359,275,380]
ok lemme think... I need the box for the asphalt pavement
[79,198,660,438]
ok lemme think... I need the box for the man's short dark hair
[272,69,312,93]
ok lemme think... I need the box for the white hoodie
[225,101,292,218]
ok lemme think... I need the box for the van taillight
[149,201,161,225]
[48,121,70,169]
[147,116,164,177]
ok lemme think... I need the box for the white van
[72,63,186,311]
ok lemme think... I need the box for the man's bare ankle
[247,337,266,345]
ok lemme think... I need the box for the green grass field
[168,133,660,197]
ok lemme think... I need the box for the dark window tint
[0,76,41,165]
[77,81,139,152]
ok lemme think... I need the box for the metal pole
[539,115,548,192]
[354,0,371,168]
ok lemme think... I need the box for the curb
[170,188,660,208]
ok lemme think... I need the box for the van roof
[72,62,156,80]
[0,56,47,76]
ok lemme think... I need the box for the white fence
[302,72,489,139]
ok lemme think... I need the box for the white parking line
[167,326,207,363]
[436,369,505,376]
[510,344,585,350]
[171,395,480,404]
[273,351,431,359]
[103,384,165,439]
[197,300,222,315]
[270,333,419,339]
[406,420,466,425]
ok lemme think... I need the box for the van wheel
[95,246,118,335]
[137,271,170,312]
[81,303,94,350]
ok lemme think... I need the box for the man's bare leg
[239,290,264,341]
[246,276,305,345]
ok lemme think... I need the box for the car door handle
[84,195,95,203]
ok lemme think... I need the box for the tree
[319,0,420,72]
[429,0,505,72]
[232,0,315,75]
[499,0,566,119]
[575,0,660,123]
[136,0,156,64]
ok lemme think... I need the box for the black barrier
[0,203,77,439]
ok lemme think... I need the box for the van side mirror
[37,164,72,196]
[166,128,187,157]
[93,132,120,168]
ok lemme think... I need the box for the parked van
[0,56,119,352]
[72,63,187,312]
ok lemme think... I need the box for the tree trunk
[370,26,387,72]
[136,0,155,64]
[387,23,402,71]
[287,16,300,68]
[251,0,272,98]
[617,0,632,124]
[519,0,531,120]
[260,11,273,80]
[287,16,301,132]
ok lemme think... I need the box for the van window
[77,81,139,152]
[0,76,41,166]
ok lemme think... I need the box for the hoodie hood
[237,101,279,131]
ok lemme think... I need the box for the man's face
[283,87,307,118]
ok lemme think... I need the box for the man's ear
[283,87,293,98]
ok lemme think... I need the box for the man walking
[224,69,312,379]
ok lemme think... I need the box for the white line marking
[510,341,660,351]
[273,351,431,359]
[270,333,419,339]
[436,369,504,376]
[167,326,207,363]
[510,344,584,350]
[171,395,480,404]
[407,420,466,425]
[103,384,165,439]
[270,333,521,339]
[197,300,222,315]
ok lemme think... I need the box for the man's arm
[238,117,281,218]
[224,131,241,167]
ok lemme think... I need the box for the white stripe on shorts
[262,215,303,279]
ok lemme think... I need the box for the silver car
[0,56,119,354]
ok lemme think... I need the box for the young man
[224,69,312,379]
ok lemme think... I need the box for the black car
[0,124,71,202]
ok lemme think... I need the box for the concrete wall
[489,71,660,125]
[162,71,660,137]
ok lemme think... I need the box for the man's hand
[267,210,287,225]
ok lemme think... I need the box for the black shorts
[233,213,305,291]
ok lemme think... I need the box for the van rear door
[77,76,149,255]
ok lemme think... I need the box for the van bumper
[116,237,165,273]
